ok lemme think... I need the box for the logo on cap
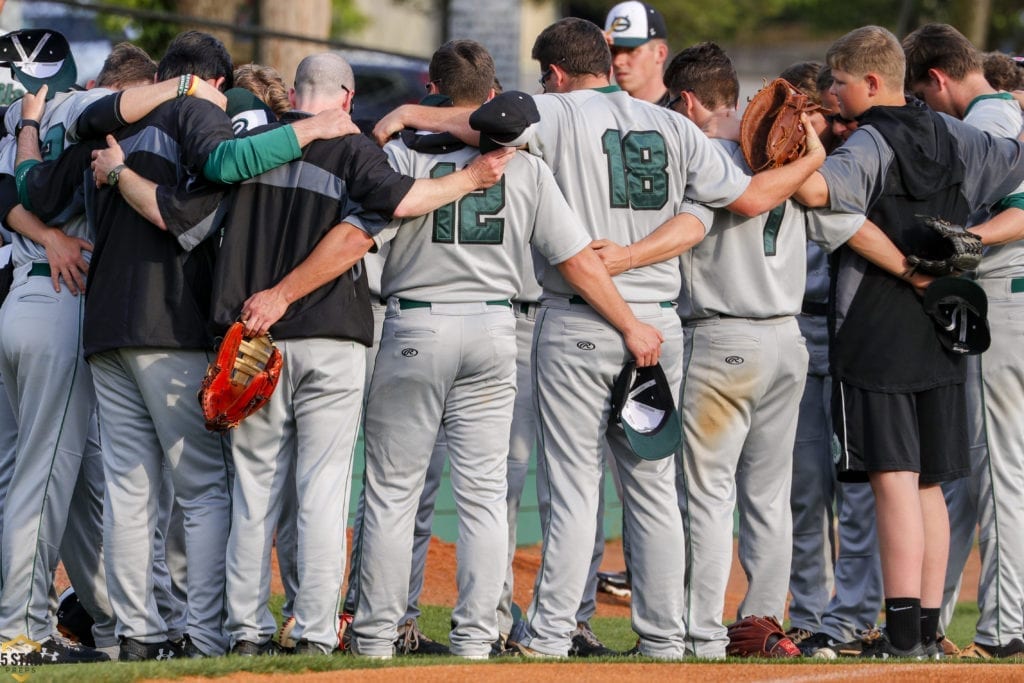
[609,16,632,33]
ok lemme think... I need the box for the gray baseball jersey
[505,87,749,659]
[675,139,858,657]
[352,140,591,659]
[0,89,114,648]
[939,92,1024,648]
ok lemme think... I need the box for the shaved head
[293,52,354,100]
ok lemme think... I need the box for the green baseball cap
[610,360,681,460]
[0,29,77,101]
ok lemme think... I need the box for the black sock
[885,597,921,651]
[920,608,940,646]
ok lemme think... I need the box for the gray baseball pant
[90,348,231,655]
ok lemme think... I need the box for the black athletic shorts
[831,380,968,484]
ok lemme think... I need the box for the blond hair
[826,26,905,89]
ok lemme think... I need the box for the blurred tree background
[72,0,1024,77]
[566,0,1023,51]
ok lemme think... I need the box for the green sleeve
[14,159,41,213]
[202,125,302,184]
[993,192,1024,213]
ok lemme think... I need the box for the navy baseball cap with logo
[923,276,990,355]
[604,1,668,48]
[610,360,681,460]
[0,29,77,101]
[469,90,539,152]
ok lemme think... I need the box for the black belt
[397,298,511,310]
[29,262,51,277]
[568,295,673,308]
[801,300,827,317]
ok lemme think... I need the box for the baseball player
[339,241,451,657]
[351,39,668,661]
[14,31,270,661]
[903,23,1024,659]
[211,51,510,657]
[373,18,825,659]
[0,33,159,664]
[604,2,672,106]
[793,25,1024,657]
[663,42,867,659]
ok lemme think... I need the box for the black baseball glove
[905,215,983,276]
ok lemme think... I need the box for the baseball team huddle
[0,0,1023,668]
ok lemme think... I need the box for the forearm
[394,171,477,218]
[728,154,825,217]
[202,126,301,184]
[376,104,479,146]
[846,218,930,289]
[271,223,374,304]
[113,79,183,125]
[15,124,42,167]
[116,169,166,230]
[968,207,1024,246]
[557,248,643,336]
[7,204,55,243]
[792,171,830,208]
[627,212,706,268]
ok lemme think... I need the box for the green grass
[5,602,992,682]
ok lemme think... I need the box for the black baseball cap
[923,276,990,355]
[0,29,77,101]
[610,360,681,460]
[469,90,539,153]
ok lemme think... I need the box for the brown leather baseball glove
[198,321,283,431]
[726,615,801,658]
[740,78,822,172]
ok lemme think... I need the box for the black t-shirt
[83,97,233,356]
[210,114,415,344]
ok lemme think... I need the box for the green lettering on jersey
[763,204,785,256]
[601,129,668,210]
[430,162,506,244]
[430,162,457,243]
[41,123,67,161]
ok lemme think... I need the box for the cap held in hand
[610,360,681,460]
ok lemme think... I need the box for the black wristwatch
[107,164,127,188]
[14,119,40,137]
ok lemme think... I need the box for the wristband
[107,164,127,188]
[14,119,40,137]
[177,74,190,98]
[185,75,198,97]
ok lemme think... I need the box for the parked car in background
[335,47,430,133]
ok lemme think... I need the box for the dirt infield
[169,662,1020,683]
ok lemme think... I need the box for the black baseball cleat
[119,636,184,661]
[857,629,926,659]
[394,619,449,655]
[5,634,110,665]
[231,638,285,656]
[796,631,840,658]
[568,621,616,657]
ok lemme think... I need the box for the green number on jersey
[41,123,66,161]
[601,129,668,210]
[430,162,506,244]
[763,204,785,256]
